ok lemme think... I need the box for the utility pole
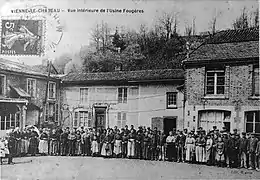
[43,60,52,125]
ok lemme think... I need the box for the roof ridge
[75,68,183,75]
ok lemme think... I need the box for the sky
[0,0,258,65]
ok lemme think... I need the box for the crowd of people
[0,125,260,171]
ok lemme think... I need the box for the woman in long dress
[75,130,82,156]
[38,130,49,155]
[101,129,113,158]
[91,131,99,156]
[205,134,213,165]
[195,132,206,164]
[21,130,30,156]
[113,130,122,158]
[166,131,175,161]
[185,133,195,163]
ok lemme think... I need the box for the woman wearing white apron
[38,131,49,155]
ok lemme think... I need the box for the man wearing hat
[233,129,238,136]
[239,132,248,168]
[226,133,236,168]
[7,132,16,164]
[248,133,258,170]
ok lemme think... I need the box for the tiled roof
[206,28,259,44]
[0,58,57,78]
[184,28,259,63]
[62,69,184,83]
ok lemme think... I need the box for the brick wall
[186,64,260,107]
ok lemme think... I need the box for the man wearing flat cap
[248,133,258,170]
[239,132,248,168]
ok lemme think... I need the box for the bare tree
[184,24,192,37]
[185,16,196,36]
[158,11,179,40]
[233,7,249,29]
[91,23,101,50]
[250,7,259,28]
[192,16,196,35]
[90,21,111,52]
[209,8,222,35]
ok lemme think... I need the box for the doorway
[94,107,106,129]
[163,117,177,136]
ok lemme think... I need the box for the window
[245,111,260,133]
[0,113,20,130]
[0,75,6,96]
[48,82,56,99]
[45,103,56,122]
[118,87,127,103]
[27,78,36,97]
[253,66,259,96]
[206,68,225,95]
[167,92,177,109]
[117,112,127,128]
[198,110,231,131]
[80,88,88,104]
[74,111,91,127]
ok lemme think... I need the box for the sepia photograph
[0,0,259,179]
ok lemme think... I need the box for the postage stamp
[0,18,45,56]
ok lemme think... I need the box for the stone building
[182,28,259,133]
[60,69,184,135]
[0,58,61,136]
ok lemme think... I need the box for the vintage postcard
[0,0,259,180]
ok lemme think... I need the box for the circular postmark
[26,4,64,54]
[0,2,65,56]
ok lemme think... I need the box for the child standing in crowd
[215,137,225,167]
